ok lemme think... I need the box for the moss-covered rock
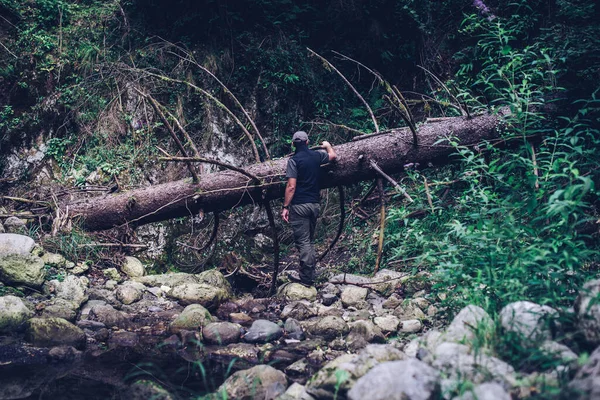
[277,283,317,302]
[0,295,33,332]
[121,256,146,278]
[26,317,85,348]
[169,283,230,308]
[0,254,46,287]
[169,304,212,333]
[215,364,287,400]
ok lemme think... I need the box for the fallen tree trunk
[68,112,504,231]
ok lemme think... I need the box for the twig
[417,65,470,118]
[369,160,414,203]
[304,121,364,136]
[359,181,377,205]
[307,48,378,133]
[374,179,386,275]
[426,117,455,123]
[424,177,434,212]
[159,156,260,182]
[1,196,51,206]
[319,186,346,261]
[77,243,148,248]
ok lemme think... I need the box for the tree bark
[67,112,503,231]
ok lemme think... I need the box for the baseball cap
[292,131,308,143]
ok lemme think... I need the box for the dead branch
[370,160,414,203]
[319,186,346,262]
[159,157,260,182]
[373,179,386,274]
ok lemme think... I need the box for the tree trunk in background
[67,112,504,231]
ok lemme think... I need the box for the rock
[432,343,516,389]
[42,298,78,321]
[285,318,305,340]
[281,301,317,321]
[500,301,557,345]
[216,301,240,320]
[575,279,600,346]
[0,253,45,287]
[330,273,372,286]
[568,345,600,398]
[393,302,426,321]
[348,358,440,400]
[443,305,493,344]
[135,272,197,287]
[320,283,341,297]
[103,267,122,282]
[382,294,403,309]
[453,382,510,400]
[254,233,274,250]
[347,320,385,351]
[374,315,400,333]
[285,359,312,380]
[216,364,287,400]
[277,382,315,400]
[105,279,118,290]
[121,256,146,278]
[370,269,407,296]
[71,261,89,275]
[230,312,254,326]
[305,316,349,340]
[26,317,85,348]
[169,304,212,333]
[203,322,242,345]
[321,294,337,306]
[404,330,443,358]
[129,380,174,400]
[278,283,317,302]
[0,222,4,233]
[400,319,422,333]
[88,304,130,327]
[0,295,33,332]
[0,233,35,256]
[45,275,89,307]
[110,330,140,347]
[244,319,283,343]
[210,343,260,368]
[539,340,578,368]
[169,283,230,308]
[40,252,66,268]
[3,217,27,233]
[341,286,369,307]
[306,344,406,399]
[115,282,145,305]
[403,271,433,295]
[412,297,430,310]
[197,269,232,291]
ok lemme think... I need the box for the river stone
[347,320,386,351]
[40,252,67,268]
[277,382,315,400]
[330,273,372,286]
[400,319,423,333]
[341,286,368,307]
[103,267,122,282]
[278,283,317,301]
[306,344,406,399]
[203,322,242,345]
[370,269,407,296]
[575,279,600,346]
[281,301,317,321]
[110,330,140,347]
[404,330,444,358]
[500,301,557,345]
[453,382,510,400]
[230,312,253,326]
[443,304,493,344]
[88,304,130,327]
[284,318,305,340]
[0,254,46,287]
[0,295,33,332]
[3,217,27,234]
[121,256,146,278]
[170,304,212,333]
[116,282,145,305]
[169,283,230,308]
[321,293,338,306]
[374,315,400,332]
[245,319,283,343]
[210,343,260,367]
[539,340,578,367]
[129,379,174,400]
[0,234,35,256]
[348,358,440,400]
[26,317,85,348]
[216,364,287,400]
[45,275,89,307]
[393,302,426,321]
[382,294,403,309]
[42,298,78,321]
[568,345,600,398]
[306,315,349,340]
[432,342,516,388]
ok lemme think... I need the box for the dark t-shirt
[286,149,329,205]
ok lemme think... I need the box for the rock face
[568,345,600,398]
[244,320,283,343]
[348,359,440,400]
[575,279,600,346]
[0,234,35,256]
[444,305,493,344]
[0,295,33,332]
[169,304,212,333]
[121,256,146,278]
[26,317,85,348]
[216,364,287,400]
[341,286,368,307]
[278,283,317,302]
[0,253,46,287]
[203,322,242,345]
[500,301,557,345]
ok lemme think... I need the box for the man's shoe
[287,271,313,287]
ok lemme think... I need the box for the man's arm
[322,141,336,161]
[281,177,296,223]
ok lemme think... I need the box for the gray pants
[290,203,320,284]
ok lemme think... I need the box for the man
[281,131,336,286]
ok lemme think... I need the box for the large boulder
[244,319,283,343]
[216,364,287,400]
[44,275,89,307]
[169,304,212,333]
[444,305,493,344]
[169,283,230,308]
[348,359,440,400]
[500,301,558,345]
[568,345,600,398]
[278,283,317,302]
[306,344,405,399]
[26,317,85,348]
[0,253,45,287]
[121,256,146,278]
[575,279,600,346]
[0,234,35,256]
[0,295,33,332]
